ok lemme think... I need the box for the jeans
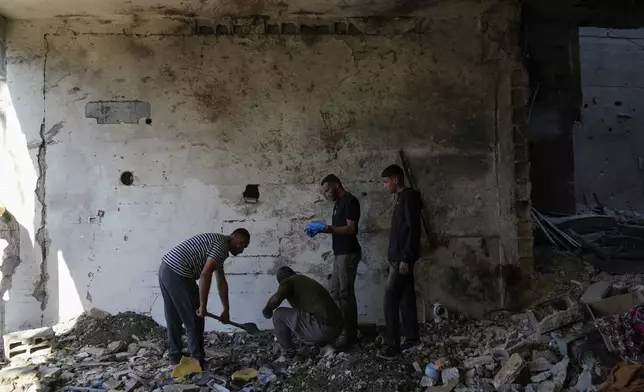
[158,262,205,360]
[329,251,361,341]
[384,262,419,348]
[272,308,341,356]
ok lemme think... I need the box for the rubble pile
[0,301,626,392]
[2,268,644,392]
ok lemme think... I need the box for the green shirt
[278,274,343,329]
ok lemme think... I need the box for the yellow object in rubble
[171,357,202,378]
[231,368,258,382]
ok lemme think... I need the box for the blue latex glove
[305,221,326,237]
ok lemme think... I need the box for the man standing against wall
[305,174,361,349]
[158,229,250,367]
[378,164,422,360]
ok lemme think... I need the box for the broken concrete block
[530,371,552,383]
[580,281,612,304]
[537,380,556,392]
[3,327,54,361]
[531,350,558,364]
[464,356,495,369]
[163,385,201,392]
[528,358,553,373]
[80,347,106,357]
[550,358,569,392]
[493,353,526,390]
[499,385,524,392]
[107,341,127,354]
[37,366,61,381]
[536,306,585,334]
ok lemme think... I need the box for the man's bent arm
[198,258,219,313]
[323,219,357,235]
[214,268,229,312]
[262,288,287,317]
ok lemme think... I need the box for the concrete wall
[1,3,523,333]
[575,28,644,211]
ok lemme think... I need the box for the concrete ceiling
[0,0,445,20]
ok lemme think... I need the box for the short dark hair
[381,164,405,182]
[321,174,342,187]
[232,228,250,242]
[277,266,296,282]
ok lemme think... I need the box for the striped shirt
[162,233,230,280]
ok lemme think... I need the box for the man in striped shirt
[158,229,250,366]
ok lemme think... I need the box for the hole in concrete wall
[198,25,215,35]
[120,171,134,186]
[145,118,152,125]
[267,24,279,34]
[361,192,367,196]
[216,25,229,35]
[348,24,362,35]
[334,22,347,34]
[282,23,297,35]
[316,25,330,34]
[615,100,623,106]
[243,184,260,203]
[301,25,315,34]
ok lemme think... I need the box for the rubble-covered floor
[0,251,642,392]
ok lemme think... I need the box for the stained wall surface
[1,4,521,333]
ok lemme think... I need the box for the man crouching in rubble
[262,266,344,359]
[158,229,250,367]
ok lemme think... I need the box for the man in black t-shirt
[305,174,361,349]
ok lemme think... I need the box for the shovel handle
[204,311,245,330]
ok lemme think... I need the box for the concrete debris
[528,358,553,373]
[0,282,627,392]
[493,353,526,390]
[530,371,551,383]
[580,281,612,304]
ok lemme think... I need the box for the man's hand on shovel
[197,307,230,324]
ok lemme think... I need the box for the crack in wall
[32,34,51,323]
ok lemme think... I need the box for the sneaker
[376,346,401,360]
[400,339,421,352]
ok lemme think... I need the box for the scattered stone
[493,353,526,390]
[536,307,585,334]
[530,371,552,383]
[107,340,127,354]
[532,351,559,364]
[574,368,593,392]
[550,358,569,392]
[537,380,556,392]
[499,385,524,392]
[127,342,140,353]
[163,385,201,392]
[580,281,612,304]
[37,366,61,381]
[80,347,106,357]
[464,355,495,369]
[528,358,553,373]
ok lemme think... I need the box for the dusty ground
[0,251,636,392]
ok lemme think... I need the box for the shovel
[205,312,260,335]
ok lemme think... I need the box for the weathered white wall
[2,5,521,333]
[576,28,644,211]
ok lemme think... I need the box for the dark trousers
[384,263,419,348]
[329,251,361,341]
[158,262,205,360]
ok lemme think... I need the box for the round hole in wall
[120,171,134,186]
[615,100,623,106]
[361,192,367,196]
[145,118,152,125]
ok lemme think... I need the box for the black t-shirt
[332,192,361,255]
